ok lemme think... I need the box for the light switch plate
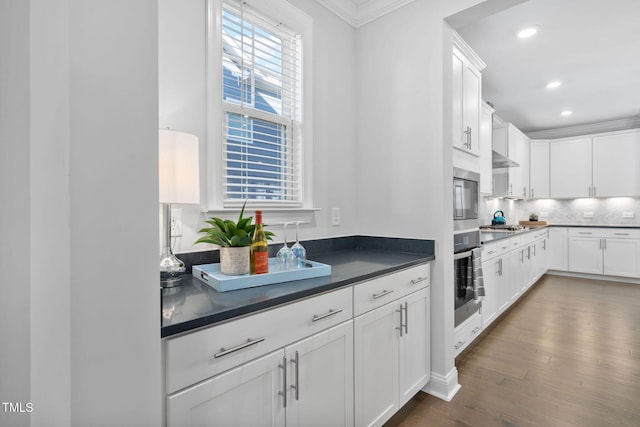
[539,212,549,218]
[583,212,594,218]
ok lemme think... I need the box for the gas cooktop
[480,224,529,232]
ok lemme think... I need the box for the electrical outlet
[583,212,594,218]
[539,212,549,219]
[623,212,635,219]
[171,208,183,237]
[331,208,341,226]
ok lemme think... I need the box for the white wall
[354,0,503,400]
[159,0,359,254]
[0,1,31,425]
[1,0,162,425]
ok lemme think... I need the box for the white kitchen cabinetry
[453,311,481,356]
[592,130,640,197]
[285,322,354,427]
[480,230,549,331]
[549,137,592,198]
[529,141,550,199]
[165,287,354,427]
[568,228,640,278]
[479,102,495,195]
[354,264,430,427]
[493,123,530,198]
[167,347,284,427]
[452,33,485,157]
[548,227,568,271]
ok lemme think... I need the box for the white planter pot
[219,246,250,275]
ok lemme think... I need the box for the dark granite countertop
[161,236,435,338]
[480,226,548,245]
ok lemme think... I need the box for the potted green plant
[195,202,274,275]
[529,212,539,221]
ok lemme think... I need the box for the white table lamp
[159,129,200,287]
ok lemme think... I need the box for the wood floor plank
[384,275,640,427]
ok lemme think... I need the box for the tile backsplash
[481,197,640,225]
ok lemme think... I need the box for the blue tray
[193,259,332,292]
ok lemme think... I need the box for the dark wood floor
[385,274,640,427]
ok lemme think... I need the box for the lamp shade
[159,129,200,204]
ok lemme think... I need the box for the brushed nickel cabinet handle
[280,356,287,408]
[312,309,343,322]
[214,337,265,359]
[410,276,428,285]
[290,351,299,401]
[373,289,394,300]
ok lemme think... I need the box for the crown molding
[526,116,640,140]
[315,0,415,28]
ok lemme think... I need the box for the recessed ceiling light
[561,110,573,116]
[546,81,562,89]
[517,26,539,38]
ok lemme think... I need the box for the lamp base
[160,247,186,288]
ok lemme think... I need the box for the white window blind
[221,0,303,206]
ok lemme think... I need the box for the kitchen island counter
[161,236,434,338]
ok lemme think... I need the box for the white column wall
[355,0,486,400]
[1,0,162,425]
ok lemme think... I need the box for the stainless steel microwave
[453,167,479,231]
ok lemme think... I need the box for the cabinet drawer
[166,287,352,394]
[453,312,482,356]
[353,264,430,317]
[568,227,640,239]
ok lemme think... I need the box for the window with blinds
[221,0,303,206]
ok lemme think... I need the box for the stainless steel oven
[453,167,479,231]
[454,230,481,327]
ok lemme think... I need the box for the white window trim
[206,0,314,214]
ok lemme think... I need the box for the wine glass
[291,221,307,268]
[276,222,295,271]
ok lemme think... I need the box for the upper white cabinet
[546,129,640,199]
[592,130,640,197]
[549,137,592,198]
[493,123,530,198]
[452,32,485,158]
[479,102,495,195]
[529,141,549,199]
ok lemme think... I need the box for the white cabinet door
[167,350,285,427]
[529,141,550,199]
[464,63,482,156]
[548,228,568,271]
[568,236,603,274]
[479,102,495,195]
[398,288,430,406]
[518,133,530,199]
[286,321,354,427]
[592,130,640,197]
[550,138,592,198]
[452,47,482,157]
[496,257,510,314]
[507,248,523,303]
[354,301,399,427]
[452,50,465,154]
[603,238,640,278]
[481,257,499,327]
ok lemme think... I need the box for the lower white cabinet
[568,228,640,278]
[167,348,284,427]
[167,321,353,427]
[165,263,432,427]
[354,287,430,427]
[285,322,354,427]
[548,227,568,271]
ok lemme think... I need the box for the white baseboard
[421,367,461,402]
[546,270,640,285]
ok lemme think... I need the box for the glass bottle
[250,210,269,274]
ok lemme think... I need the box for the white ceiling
[456,0,640,137]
